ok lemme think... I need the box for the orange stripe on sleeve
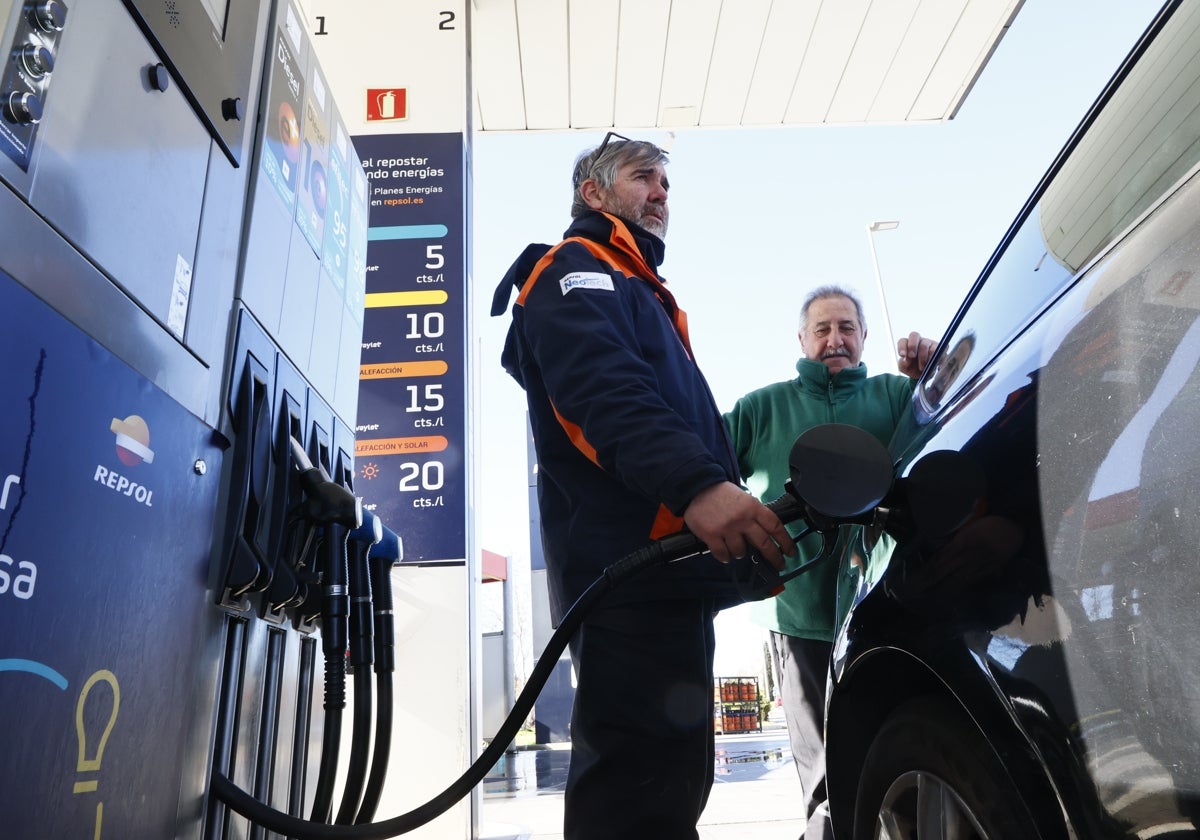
[550,401,600,468]
[515,247,564,307]
[547,408,688,543]
[649,504,685,540]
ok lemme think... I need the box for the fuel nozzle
[290,436,361,529]
[346,510,383,671]
[285,434,362,698]
[336,510,385,826]
[730,425,896,599]
[367,525,403,675]
[609,424,896,600]
[355,523,404,824]
[290,436,364,824]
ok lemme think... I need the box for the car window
[919,1,1200,416]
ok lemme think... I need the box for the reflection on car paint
[826,4,1200,837]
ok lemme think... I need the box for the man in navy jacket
[492,135,795,838]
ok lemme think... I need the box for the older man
[492,134,796,839]
[725,285,934,839]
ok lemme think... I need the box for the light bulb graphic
[74,670,120,838]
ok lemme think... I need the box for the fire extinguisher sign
[367,88,408,122]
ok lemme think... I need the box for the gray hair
[570,137,669,219]
[800,285,868,333]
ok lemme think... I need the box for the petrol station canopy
[471,0,1025,132]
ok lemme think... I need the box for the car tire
[853,697,1037,840]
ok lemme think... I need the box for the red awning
[481,549,507,583]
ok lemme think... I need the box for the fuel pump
[211,424,902,838]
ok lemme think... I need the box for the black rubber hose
[212,560,624,838]
[355,544,399,824]
[335,666,374,824]
[308,522,351,823]
[336,533,377,824]
[307,704,342,825]
[211,495,805,838]
[355,675,393,824]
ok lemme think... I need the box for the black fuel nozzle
[285,436,362,708]
[726,485,823,601]
[288,434,360,624]
[367,525,402,675]
[290,436,361,530]
[731,426,896,600]
[316,523,351,708]
[346,510,383,671]
[614,424,897,600]
[353,523,403,824]
[602,487,809,592]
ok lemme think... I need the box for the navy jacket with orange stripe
[492,210,743,622]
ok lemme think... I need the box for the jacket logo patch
[559,272,614,296]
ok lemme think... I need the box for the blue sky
[469,0,1164,663]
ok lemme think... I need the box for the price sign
[353,132,465,561]
[308,0,468,561]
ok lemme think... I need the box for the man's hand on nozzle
[682,481,797,569]
[897,331,937,379]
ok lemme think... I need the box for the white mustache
[822,348,850,359]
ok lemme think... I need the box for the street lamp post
[866,220,900,358]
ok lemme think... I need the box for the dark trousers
[564,598,717,840]
[770,631,834,840]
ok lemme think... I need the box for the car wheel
[853,698,1036,840]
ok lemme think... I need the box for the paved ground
[480,711,805,840]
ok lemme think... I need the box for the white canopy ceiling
[471,0,1025,133]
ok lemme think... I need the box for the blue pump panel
[0,272,225,838]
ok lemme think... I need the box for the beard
[637,209,668,238]
[606,196,668,238]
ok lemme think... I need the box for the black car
[816,2,1200,837]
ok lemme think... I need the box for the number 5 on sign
[426,244,444,269]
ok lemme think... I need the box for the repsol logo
[93,465,154,507]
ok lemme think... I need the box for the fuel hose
[211,492,822,838]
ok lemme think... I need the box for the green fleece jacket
[725,357,914,640]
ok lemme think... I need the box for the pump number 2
[399,461,444,491]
